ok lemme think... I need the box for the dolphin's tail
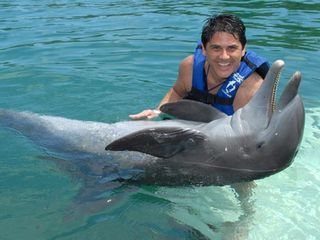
[0,109,111,158]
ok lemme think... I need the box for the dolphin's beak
[238,60,285,130]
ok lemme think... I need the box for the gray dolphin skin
[0,60,305,186]
[106,59,305,185]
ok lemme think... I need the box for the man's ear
[241,45,246,57]
[201,43,207,57]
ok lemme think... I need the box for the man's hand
[129,109,161,120]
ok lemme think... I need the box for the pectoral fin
[105,127,207,158]
[160,99,227,123]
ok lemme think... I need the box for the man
[129,13,269,120]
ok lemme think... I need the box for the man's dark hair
[201,14,247,48]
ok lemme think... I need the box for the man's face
[202,31,245,81]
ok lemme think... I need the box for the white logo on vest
[222,73,245,98]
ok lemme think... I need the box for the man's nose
[220,49,230,59]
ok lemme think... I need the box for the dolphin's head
[235,60,304,131]
[231,60,305,174]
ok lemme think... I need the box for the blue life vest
[185,42,269,115]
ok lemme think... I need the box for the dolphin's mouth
[271,66,281,112]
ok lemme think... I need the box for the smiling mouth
[218,62,231,67]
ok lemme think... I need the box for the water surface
[0,1,319,239]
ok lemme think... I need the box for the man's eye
[210,46,220,50]
[228,46,238,51]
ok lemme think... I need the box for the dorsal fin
[160,99,227,123]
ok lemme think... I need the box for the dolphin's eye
[257,142,265,149]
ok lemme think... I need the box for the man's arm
[128,87,182,120]
[129,55,194,120]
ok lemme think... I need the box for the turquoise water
[0,1,319,239]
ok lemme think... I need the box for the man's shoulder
[234,72,264,110]
[242,72,263,88]
[179,55,195,72]
[181,55,194,65]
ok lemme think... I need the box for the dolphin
[106,59,305,185]
[0,60,304,187]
